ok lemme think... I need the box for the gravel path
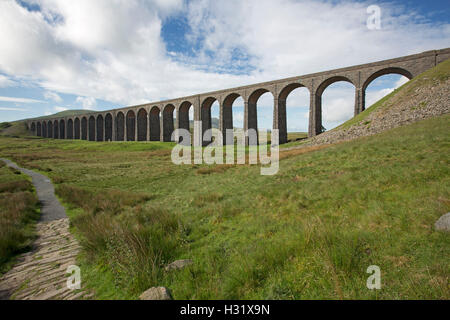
[0,158,66,222]
[0,159,91,300]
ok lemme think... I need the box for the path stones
[165,259,193,271]
[0,159,90,300]
[139,287,173,300]
[435,212,450,232]
[0,218,90,300]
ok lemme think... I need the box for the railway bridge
[26,48,450,145]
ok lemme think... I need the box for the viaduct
[26,48,450,146]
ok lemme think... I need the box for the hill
[29,109,96,121]
[0,122,30,137]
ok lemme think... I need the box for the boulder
[139,287,173,300]
[435,212,450,232]
[165,259,193,271]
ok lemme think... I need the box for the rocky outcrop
[435,213,450,232]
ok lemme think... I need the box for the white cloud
[0,0,447,124]
[75,96,97,110]
[0,106,29,111]
[0,96,43,103]
[234,112,244,123]
[395,76,410,88]
[44,91,63,103]
[184,0,449,78]
[0,75,16,88]
[54,106,68,112]
[366,76,410,107]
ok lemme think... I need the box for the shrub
[0,191,39,272]
[57,184,183,295]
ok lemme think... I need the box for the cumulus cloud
[0,0,448,126]
[76,96,97,110]
[44,91,63,103]
[54,106,68,112]
[0,106,29,111]
[0,96,43,103]
[0,75,16,88]
[365,76,410,107]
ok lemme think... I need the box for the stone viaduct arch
[42,121,47,138]
[53,120,58,139]
[81,117,87,140]
[88,116,95,141]
[67,119,73,139]
[163,104,175,142]
[105,113,113,142]
[116,111,125,141]
[149,107,161,141]
[277,83,310,144]
[25,48,450,145]
[137,109,147,141]
[75,118,81,139]
[36,122,41,137]
[221,93,242,145]
[126,110,136,141]
[201,97,218,145]
[96,115,104,142]
[59,120,65,139]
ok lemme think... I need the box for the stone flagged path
[0,158,92,300]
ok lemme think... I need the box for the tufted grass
[0,112,448,299]
[0,162,40,274]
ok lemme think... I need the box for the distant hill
[0,121,29,137]
[30,110,96,121]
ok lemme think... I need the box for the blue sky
[0,0,449,131]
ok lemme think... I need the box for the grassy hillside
[28,109,96,121]
[0,122,31,137]
[0,112,448,299]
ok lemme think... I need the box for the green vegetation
[0,123,12,130]
[0,113,448,299]
[28,109,96,121]
[0,121,31,138]
[0,161,40,274]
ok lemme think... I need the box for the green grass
[24,109,96,121]
[0,121,31,138]
[0,161,40,274]
[0,113,448,299]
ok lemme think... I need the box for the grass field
[0,112,448,299]
[0,160,39,274]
